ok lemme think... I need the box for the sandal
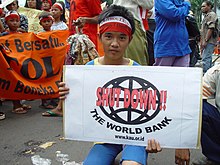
[42,110,62,117]
[22,104,32,110]
[12,107,28,114]
[0,112,5,120]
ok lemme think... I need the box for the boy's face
[40,19,53,31]
[6,18,20,32]
[42,1,51,10]
[100,31,130,60]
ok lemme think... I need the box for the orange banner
[0,30,69,100]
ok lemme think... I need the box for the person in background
[65,0,70,10]
[41,0,52,11]
[50,1,68,30]
[0,6,5,16]
[0,19,5,120]
[153,0,191,165]
[146,7,156,66]
[112,0,154,65]
[58,5,162,165]
[64,0,70,27]
[187,10,201,67]
[0,9,4,34]
[200,0,218,73]
[69,0,102,48]
[41,1,68,117]
[38,11,53,31]
[192,64,220,165]
[38,12,55,109]
[24,0,41,10]
[2,10,31,114]
[1,0,28,32]
[44,0,102,117]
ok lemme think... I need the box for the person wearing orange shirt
[68,0,102,48]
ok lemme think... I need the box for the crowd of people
[0,0,219,164]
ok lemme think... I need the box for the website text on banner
[64,65,203,148]
[0,30,69,100]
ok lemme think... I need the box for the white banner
[63,65,203,148]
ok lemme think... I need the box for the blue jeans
[83,144,148,165]
[201,100,220,163]
[202,43,215,73]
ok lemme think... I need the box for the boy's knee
[122,160,142,165]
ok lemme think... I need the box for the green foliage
[191,0,203,24]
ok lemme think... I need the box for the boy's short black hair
[39,11,53,20]
[98,5,135,35]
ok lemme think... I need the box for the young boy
[3,10,31,114]
[4,10,21,34]
[4,0,28,33]
[38,11,58,110]
[59,5,161,165]
[39,11,54,32]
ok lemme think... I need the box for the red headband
[52,3,63,11]
[99,16,132,38]
[5,13,20,22]
[39,15,54,23]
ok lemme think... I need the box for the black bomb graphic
[96,76,167,125]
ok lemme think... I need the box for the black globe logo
[99,76,161,125]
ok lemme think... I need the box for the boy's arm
[73,16,99,28]
[203,65,218,99]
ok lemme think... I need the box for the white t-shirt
[51,21,68,31]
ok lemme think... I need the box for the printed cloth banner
[64,65,203,148]
[0,30,69,100]
[17,7,43,33]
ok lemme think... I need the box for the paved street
[0,99,204,165]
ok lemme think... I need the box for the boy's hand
[146,139,162,153]
[73,17,86,28]
[175,149,190,165]
[58,82,69,100]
